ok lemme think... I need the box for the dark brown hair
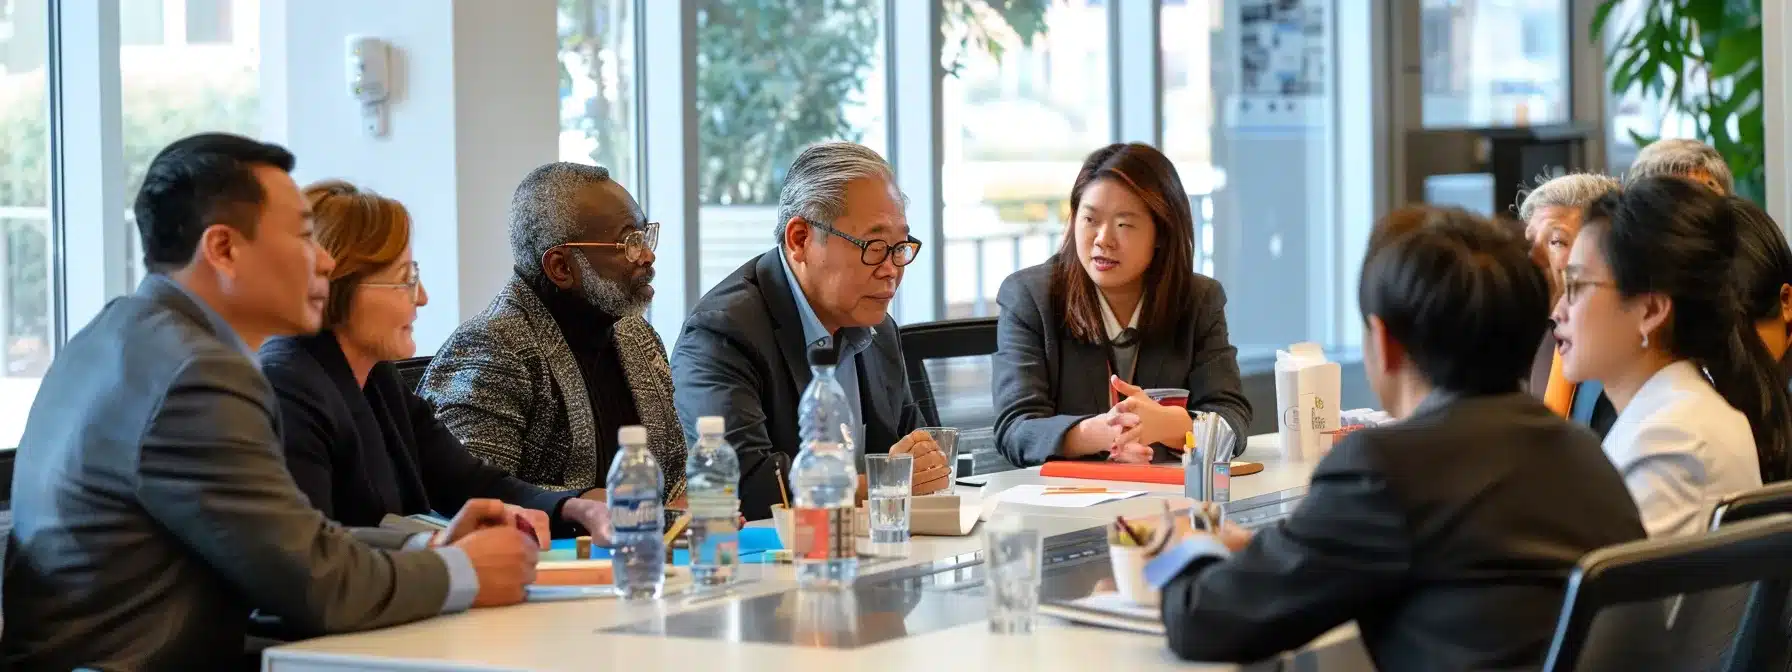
[1051,143,1198,344]
[303,180,412,329]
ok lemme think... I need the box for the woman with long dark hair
[1731,197,1792,362]
[991,143,1250,467]
[1552,176,1792,536]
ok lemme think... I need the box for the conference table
[263,433,1372,671]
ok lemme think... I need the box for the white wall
[260,0,558,353]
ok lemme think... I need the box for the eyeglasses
[1560,270,1615,305]
[808,220,922,267]
[362,261,423,302]
[555,221,660,263]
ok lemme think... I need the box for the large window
[1164,0,1347,360]
[558,0,639,193]
[1420,0,1569,128]
[941,0,1108,318]
[119,0,260,287]
[692,0,888,292]
[0,0,50,448]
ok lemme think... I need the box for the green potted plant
[1594,0,1765,202]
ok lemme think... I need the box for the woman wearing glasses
[259,180,614,542]
[1552,176,1791,537]
[992,143,1250,467]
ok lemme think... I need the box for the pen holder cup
[1108,544,1159,607]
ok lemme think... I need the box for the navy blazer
[671,249,923,520]
[260,333,583,537]
[992,259,1251,466]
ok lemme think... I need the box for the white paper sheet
[993,484,1147,508]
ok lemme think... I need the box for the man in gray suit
[671,142,950,520]
[2,133,537,671]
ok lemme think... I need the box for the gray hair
[508,162,612,280]
[1627,138,1734,194]
[1516,172,1621,224]
[773,142,905,245]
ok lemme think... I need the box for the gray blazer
[2,275,450,671]
[671,250,923,520]
[993,260,1251,466]
[420,275,686,494]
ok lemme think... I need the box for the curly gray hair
[508,162,613,280]
[773,142,906,245]
[1626,138,1733,195]
[1516,172,1621,224]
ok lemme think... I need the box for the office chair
[394,356,433,393]
[898,318,999,475]
[1703,481,1792,671]
[1543,513,1792,671]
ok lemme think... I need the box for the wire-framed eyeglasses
[554,221,661,263]
[361,261,423,301]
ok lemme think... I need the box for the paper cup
[1145,388,1190,408]
[1108,545,1159,606]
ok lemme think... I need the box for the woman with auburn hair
[259,180,612,542]
[992,143,1250,467]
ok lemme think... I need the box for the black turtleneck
[525,272,642,487]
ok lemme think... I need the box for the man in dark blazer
[1149,207,1645,670]
[2,134,536,670]
[672,142,949,520]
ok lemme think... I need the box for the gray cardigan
[992,260,1251,466]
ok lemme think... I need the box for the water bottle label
[792,506,856,561]
[611,495,663,534]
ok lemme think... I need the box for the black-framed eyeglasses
[362,261,423,302]
[555,221,660,263]
[808,220,922,267]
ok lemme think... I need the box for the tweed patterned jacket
[418,276,685,496]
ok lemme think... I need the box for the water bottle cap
[618,425,648,445]
[806,340,839,366]
[696,416,725,434]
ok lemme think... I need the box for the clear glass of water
[863,453,913,554]
[982,515,1042,634]
[919,427,960,494]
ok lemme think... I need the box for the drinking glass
[863,453,913,554]
[982,515,1042,634]
[919,427,961,494]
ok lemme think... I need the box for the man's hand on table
[432,499,543,546]
[454,525,539,608]
[891,429,952,495]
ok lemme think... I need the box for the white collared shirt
[1097,292,1143,382]
[1602,360,1763,538]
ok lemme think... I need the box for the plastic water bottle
[686,416,740,586]
[789,342,859,588]
[607,425,664,601]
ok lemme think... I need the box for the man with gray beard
[420,163,685,498]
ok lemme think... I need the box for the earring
[1642,332,1650,349]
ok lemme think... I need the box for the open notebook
[1039,592,1165,636]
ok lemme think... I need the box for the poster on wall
[1227,0,1330,129]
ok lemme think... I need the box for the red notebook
[1039,462,1185,485]
[1038,461,1264,484]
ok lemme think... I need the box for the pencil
[775,467,791,508]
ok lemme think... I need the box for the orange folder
[1039,462,1186,485]
[1038,461,1263,485]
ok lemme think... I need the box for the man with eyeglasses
[421,163,686,500]
[672,142,951,520]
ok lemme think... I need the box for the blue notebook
[542,527,783,564]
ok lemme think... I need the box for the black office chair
[1703,481,1792,671]
[898,317,999,475]
[395,355,432,393]
[1543,513,1792,671]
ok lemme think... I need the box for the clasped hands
[1079,375,1194,464]
[889,429,953,496]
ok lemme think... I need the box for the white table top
[264,434,1365,672]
